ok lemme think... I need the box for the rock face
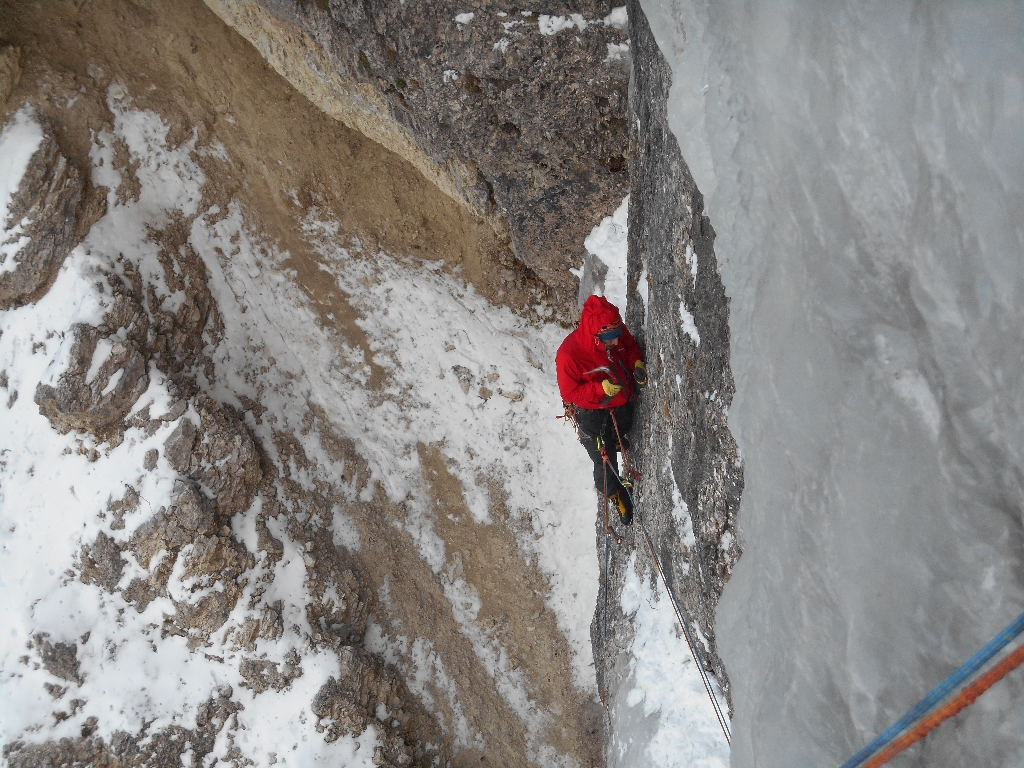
[203,0,631,311]
[163,394,263,518]
[0,127,82,309]
[312,646,417,766]
[0,46,20,105]
[4,691,242,768]
[591,0,744,711]
[34,324,150,436]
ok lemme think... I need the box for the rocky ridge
[203,0,632,315]
[589,0,743,718]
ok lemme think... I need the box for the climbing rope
[840,609,1024,768]
[606,412,733,745]
[863,640,1024,767]
[600,451,613,707]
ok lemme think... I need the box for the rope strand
[840,609,1024,768]
[605,411,732,745]
[862,640,1024,767]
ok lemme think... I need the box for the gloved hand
[634,360,648,386]
[601,379,622,397]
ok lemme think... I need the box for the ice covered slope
[640,1,1024,765]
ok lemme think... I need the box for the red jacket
[556,295,644,409]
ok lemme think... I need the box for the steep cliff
[587,2,742,762]
[202,0,632,315]
[643,1,1024,765]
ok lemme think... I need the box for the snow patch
[606,42,631,62]
[604,7,628,29]
[583,195,629,310]
[538,14,588,36]
[612,553,729,767]
[680,302,700,346]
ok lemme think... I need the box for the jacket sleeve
[556,351,607,408]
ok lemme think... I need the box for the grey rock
[0,126,82,309]
[33,634,82,685]
[79,531,124,593]
[205,0,631,313]
[129,480,216,569]
[34,324,149,436]
[591,0,745,711]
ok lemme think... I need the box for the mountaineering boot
[610,490,633,526]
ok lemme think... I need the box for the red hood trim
[579,295,623,342]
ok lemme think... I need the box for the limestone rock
[34,324,149,436]
[2,691,241,768]
[0,46,21,106]
[204,0,631,311]
[589,0,744,709]
[0,127,82,309]
[79,531,125,593]
[239,650,302,694]
[163,394,261,518]
[129,480,216,568]
[33,634,82,685]
[312,646,399,739]
[310,646,414,766]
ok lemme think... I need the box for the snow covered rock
[592,0,742,710]
[0,120,82,309]
[34,323,149,437]
[78,531,126,593]
[32,634,83,686]
[3,690,242,768]
[313,646,415,766]
[128,480,216,569]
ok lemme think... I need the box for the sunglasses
[596,324,623,341]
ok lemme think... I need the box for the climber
[556,294,647,526]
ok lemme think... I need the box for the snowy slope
[0,84,608,765]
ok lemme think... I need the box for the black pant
[575,400,635,498]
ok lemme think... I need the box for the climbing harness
[603,413,733,746]
[840,609,1024,768]
[558,402,579,432]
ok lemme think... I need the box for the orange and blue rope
[841,610,1024,768]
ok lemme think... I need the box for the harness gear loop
[559,402,579,431]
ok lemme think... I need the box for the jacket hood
[579,295,623,341]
